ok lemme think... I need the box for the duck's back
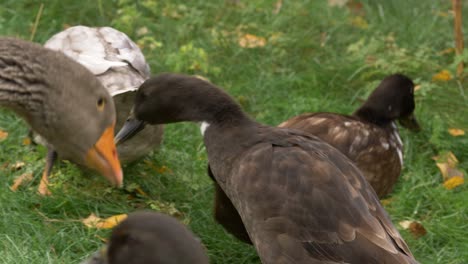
[279,112,402,197]
[215,126,415,263]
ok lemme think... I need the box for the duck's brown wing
[208,165,252,244]
[226,130,416,264]
[279,113,402,198]
[279,113,389,157]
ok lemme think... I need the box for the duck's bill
[399,113,421,132]
[85,123,123,187]
[114,116,146,145]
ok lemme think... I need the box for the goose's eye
[97,97,106,111]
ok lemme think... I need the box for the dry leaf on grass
[82,213,128,229]
[380,197,393,206]
[148,200,187,224]
[433,151,464,190]
[238,34,266,48]
[22,137,32,145]
[347,1,365,16]
[438,47,455,55]
[157,165,172,174]
[10,173,33,191]
[11,161,25,171]
[0,129,8,141]
[448,128,465,137]
[432,70,452,81]
[350,16,369,29]
[136,26,149,36]
[328,0,349,7]
[273,0,283,14]
[399,220,427,239]
[125,183,149,199]
[443,176,464,190]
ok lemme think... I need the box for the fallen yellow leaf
[432,70,452,81]
[433,151,462,179]
[11,161,25,171]
[82,213,128,229]
[380,198,393,206]
[414,84,421,91]
[157,165,172,174]
[268,32,284,44]
[409,222,427,239]
[22,137,32,145]
[148,200,187,223]
[399,220,412,229]
[136,26,149,36]
[443,176,464,190]
[433,151,464,190]
[350,16,369,29]
[438,47,455,55]
[399,220,427,239]
[273,0,283,14]
[448,128,465,136]
[135,187,149,197]
[0,129,8,141]
[328,0,348,7]
[10,173,33,191]
[238,34,266,48]
[435,11,450,18]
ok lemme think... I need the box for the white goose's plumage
[44,25,163,162]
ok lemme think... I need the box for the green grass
[0,0,467,263]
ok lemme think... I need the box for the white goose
[44,25,164,164]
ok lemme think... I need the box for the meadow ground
[0,1,467,263]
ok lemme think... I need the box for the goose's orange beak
[85,123,123,187]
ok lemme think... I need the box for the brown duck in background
[116,73,418,263]
[279,74,420,198]
[0,38,122,195]
[82,211,209,264]
[43,25,164,163]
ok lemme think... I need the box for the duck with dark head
[279,74,419,198]
[116,73,419,264]
[82,211,209,264]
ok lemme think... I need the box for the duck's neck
[193,91,256,165]
[353,105,392,127]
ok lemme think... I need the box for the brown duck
[82,211,209,264]
[279,74,420,198]
[0,38,122,195]
[115,73,418,263]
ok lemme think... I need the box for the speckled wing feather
[44,25,150,96]
[225,127,416,264]
[279,113,402,197]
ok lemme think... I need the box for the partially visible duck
[44,25,164,163]
[82,211,209,264]
[0,38,122,195]
[115,73,418,263]
[279,74,420,198]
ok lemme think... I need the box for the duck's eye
[97,97,106,111]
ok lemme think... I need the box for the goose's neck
[0,55,47,121]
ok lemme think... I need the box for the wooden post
[452,0,464,78]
